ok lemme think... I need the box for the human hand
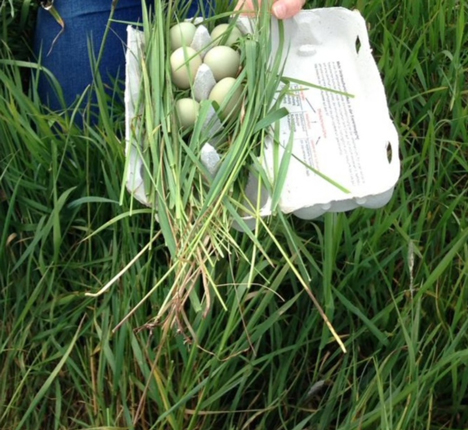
[235,0,306,20]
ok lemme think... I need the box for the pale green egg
[209,77,243,120]
[203,46,240,81]
[211,24,242,47]
[170,47,202,89]
[170,22,197,51]
[175,98,200,129]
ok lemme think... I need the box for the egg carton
[124,8,400,229]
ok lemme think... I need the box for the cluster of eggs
[169,22,244,129]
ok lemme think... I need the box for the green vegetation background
[1,0,467,429]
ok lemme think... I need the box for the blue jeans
[34,0,208,121]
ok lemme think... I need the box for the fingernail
[272,3,287,19]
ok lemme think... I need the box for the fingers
[234,0,255,15]
[235,0,305,19]
[271,0,306,19]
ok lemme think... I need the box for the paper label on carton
[278,65,365,184]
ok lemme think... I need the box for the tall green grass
[1,0,467,429]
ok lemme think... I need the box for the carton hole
[386,142,393,164]
[355,36,361,54]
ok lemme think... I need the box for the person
[33,0,305,121]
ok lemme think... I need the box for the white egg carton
[124,8,400,229]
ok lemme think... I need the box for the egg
[170,47,202,89]
[175,98,200,129]
[211,24,242,47]
[209,77,243,120]
[203,46,240,81]
[170,22,197,51]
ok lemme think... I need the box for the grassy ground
[1,0,468,429]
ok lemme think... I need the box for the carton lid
[240,8,400,222]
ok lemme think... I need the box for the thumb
[272,0,305,19]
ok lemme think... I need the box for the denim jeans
[34,0,207,120]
